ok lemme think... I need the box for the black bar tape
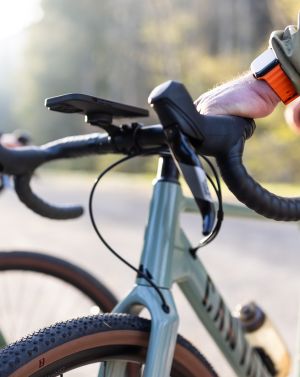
[14,173,83,220]
[217,140,300,221]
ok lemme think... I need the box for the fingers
[284,97,300,134]
[194,85,233,115]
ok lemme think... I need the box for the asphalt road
[0,171,299,376]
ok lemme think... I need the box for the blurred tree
[0,36,26,135]
[14,0,149,140]
[274,0,299,23]
[0,46,16,133]
[8,0,300,180]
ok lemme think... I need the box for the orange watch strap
[258,64,299,105]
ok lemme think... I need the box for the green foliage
[245,107,300,182]
[275,0,299,22]
[1,0,299,180]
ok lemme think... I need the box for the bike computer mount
[45,93,149,134]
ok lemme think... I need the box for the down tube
[175,231,272,377]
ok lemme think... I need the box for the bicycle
[0,80,297,376]
[0,135,118,346]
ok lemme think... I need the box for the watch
[251,49,298,105]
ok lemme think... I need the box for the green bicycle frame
[99,156,272,377]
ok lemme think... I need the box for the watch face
[251,49,279,77]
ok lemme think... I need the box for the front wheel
[0,314,218,377]
[0,251,117,344]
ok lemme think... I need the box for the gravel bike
[0,80,297,377]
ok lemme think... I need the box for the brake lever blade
[164,125,215,235]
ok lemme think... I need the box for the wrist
[246,73,280,108]
[251,48,299,105]
[221,73,280,118]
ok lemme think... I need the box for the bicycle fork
[98,156,181,377]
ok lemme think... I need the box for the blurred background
[0,2,300,376]
[0,0,299,181]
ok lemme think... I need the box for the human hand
[194,73,280,118]
[0,130,31,148]
[284,97,300,134]
[0,133,22,148]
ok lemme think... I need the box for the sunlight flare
[0,0,42,41]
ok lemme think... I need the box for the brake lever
[164,124,215,235]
